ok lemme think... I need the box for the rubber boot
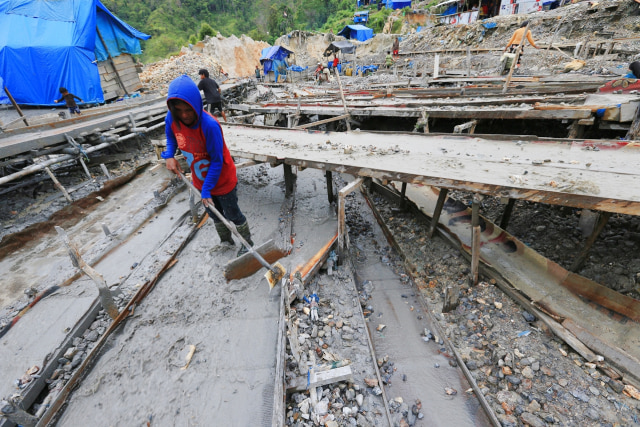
[211,222,234,252]
[236,221,254,257]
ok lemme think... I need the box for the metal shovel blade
[224,239,288,283]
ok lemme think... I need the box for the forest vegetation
[102,0,397,62]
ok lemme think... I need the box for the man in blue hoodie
[161,75,253,256]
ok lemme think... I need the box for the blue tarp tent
[260,45,293,82]
[353,11,369,24]
[337,25,374,42]
[0,0,149,106]
[95,1,150,62]
[385,0,412,9]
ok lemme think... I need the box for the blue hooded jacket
[162,75,235,198]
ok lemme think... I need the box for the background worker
[162,75,253,256]
[198,68,227,121]
[626,61,640,79]
[255,65,261,82]
[504,21,539,67]
[54,87,83,115]
[385,51,394,68]
[392,37,400,60]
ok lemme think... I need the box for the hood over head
[167,75,203,124]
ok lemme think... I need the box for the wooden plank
[287,365,353,392]
[294,114,350,129]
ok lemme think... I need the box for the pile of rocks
[139,50,223,91]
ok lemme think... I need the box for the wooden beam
[570,211,611,272]
[294,114,350,129]
[338,178,364,261]
[287,365,353,392]
[45,167,72,202]
[470,194,481,285]
[428,188,448,238]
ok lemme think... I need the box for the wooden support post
[55,226,119,320]
[442,285,459,313]
[453,120,478,134]
[100,163,111,179]
[399,182,407,210]
[338,178,364,263]
[570,211,612,272]
[96,26,129,96]
[470,194,481,286]
[326,171,335,205]
[626,104,640,141]
[567,120,585,139]
[334,68,351,131]
[499,198,516,230]
[45,167,72,202]
[4,86,29,127]
[433,54,440,79]
[78,157,92,180]
[466,47,472,77]
[284,164,295,198]
[428,188,448,238]
[502,23,529,94]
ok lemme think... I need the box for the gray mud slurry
[352,195,491,427]
[57,164,287,426]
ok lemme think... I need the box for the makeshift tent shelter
[260,45,293,82]
[385,0,412,9]
[324,41,357,57]
[353,11,369,23]
[0,0,149,106]
[337,25,374,42]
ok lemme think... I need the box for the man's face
[173,100,197,126]
[199,74,205,79]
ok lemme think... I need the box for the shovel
[177,172,286,289]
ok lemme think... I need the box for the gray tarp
[324,40,356,56]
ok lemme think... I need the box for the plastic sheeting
[324,41,356,56]
[385,0,412,9]
[337,25,374,42]
[0,0,149,106]
[95,1,150,62]
[260,46,292,82]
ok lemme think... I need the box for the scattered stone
[520,412,545,427]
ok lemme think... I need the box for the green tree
[199,22,216,39]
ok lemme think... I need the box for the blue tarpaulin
[260,45,293,82]
[353,11,369,23]
[385,0,412,9]
[95,1,150,62]
[0,0,150,106]
[337,25,374,42]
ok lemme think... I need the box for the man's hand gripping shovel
[176,171,286,289]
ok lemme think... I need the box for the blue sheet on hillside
[337,25,374,42]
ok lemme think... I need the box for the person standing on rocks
[198,68,227,122]
[385,51,394,68]
[504,21,539,68]
[162,75,253,256]
[392,37,400,60]
[255,65,262,82]
[54,87,83,115]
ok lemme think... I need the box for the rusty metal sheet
[224,125,640,215]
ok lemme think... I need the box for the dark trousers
[210,185,246,226]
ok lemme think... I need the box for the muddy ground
[2,1,640,425]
